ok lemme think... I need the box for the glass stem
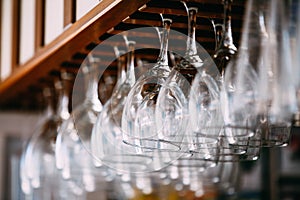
[215,0,237,78]
[43,87,55,118]
[84,57,103,111]
[125,41,136,86]
[222,0,234,49]
[156,19,172,67]
[85,73,100,104]
[186,8,198,57]
[56,83,70,121]
[56,71,73,120]
[117,52,126,86]
[215,24,224,51]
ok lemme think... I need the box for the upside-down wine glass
[221,0,273,163]
[90,46,126,168]
[212,0,259,162]
[197,0,259,197]
[121,18,184,171]
[55,55,109,196]
[21,74,72,199]
[152,4,222,198]
[155,5,199,156]
[160,2,221,169]
[91,40,156,174]
[256,0,297,147]
[20,87,59,199]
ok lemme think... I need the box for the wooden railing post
[11,0,21,69]
[35,0,45,51]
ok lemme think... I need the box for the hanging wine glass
[155,5,198,155]
[21,74,72,199]
[159,2,222,168]
[256,0,297,147]
[55,55,108,194]
[20,88,54,198]
[207,0,261,163]
[90,46,126,168]
[121,18,184,164]
[221,9,259,155]
[91,40,157,173]
[222,57,259,156]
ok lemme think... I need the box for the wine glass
[20,87,56,198]
[159,2,222,167]
[55,54,108,194]
[155,5,198,153]
[256,0,297,147]
[21,74,72,199]
[121,18,184,167]
[222,0,276,160]
[222,56,259,147]
[91,40,157,173]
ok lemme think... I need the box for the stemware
[221,0,273,160]
[90,46,126,168]
[91,40,155,173]
[255,0,297,147]
[163,2,222,164]
[55,55,107,194]
[155,5,199,153]
[221,57,259,157]
[20,87,56,198]
[221,0,261,154]
[21,73,72,199]
[122,18,182,154]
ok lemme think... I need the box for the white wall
[1,0,13,80]
[44,0,64,44]
[76,0,99,20]
[20,0,36,64]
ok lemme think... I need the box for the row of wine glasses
[20,0,300,199]
[18,0,243,199]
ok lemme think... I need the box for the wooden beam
[64,0,76,27]
[140,6,244,20]
[150,0,245,6]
